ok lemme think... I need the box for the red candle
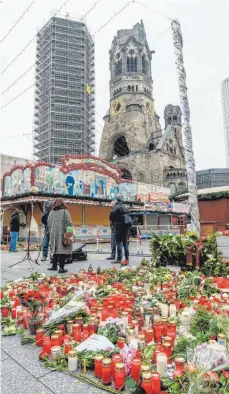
[146,329,154,344]
[174,357,185,374]
[141,372,153,394]
[58,324,66,334]
[36,329,44,346]
[55,330,64,345]
[64,340,72,354]
[152,372,161,393]
[114,363,125,390]
[43,339,51,355]
[94,354,103,378]
[72,324,81,342]
[0,291,4,299]
[162,343,172,364]
[17,310,24,324]
[153,322,163,343]
[82,324,90,341]
[9,290,15,298]
[101,358,112,385]
[111,354,123,380]
[51,335,59,347]
[117,337,125,349]
[1,307,9,318]
[131,358,141,383]
[11,307,16,319]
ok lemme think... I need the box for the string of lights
[1,63,35,95]
[1,0,135,108]
[135,0,173,21]
[0,0,69,76]
[1,84,34,109]
[1,0,36,43]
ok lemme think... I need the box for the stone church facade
[99,21,187,193]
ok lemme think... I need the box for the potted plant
[21,290,46,335]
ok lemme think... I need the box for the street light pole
[171,19,200,236]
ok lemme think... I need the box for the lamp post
[171,19,200,236]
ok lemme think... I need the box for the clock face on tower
[143,100,154,115]
[111,99,123,116]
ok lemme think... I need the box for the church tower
[99,21,186,185]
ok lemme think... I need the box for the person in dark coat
[47,198,73,273]
[41,200,52,261]
[9,209,20,252]
[109,196,130,264]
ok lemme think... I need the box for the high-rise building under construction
[33,16,95,163]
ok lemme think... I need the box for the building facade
[99,21,186,192]
[0,154,34,180]
[196,168,229,189]
[222,77,229,167]
[34,16,95,164]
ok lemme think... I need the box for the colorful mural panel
[3,167,31,197]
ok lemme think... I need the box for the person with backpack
[109,196,132,265]
[41,200,52,261]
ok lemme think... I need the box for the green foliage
[76,348,120,368]
[97,323,121,344]
[172,336,198,360]
[200,256,228,277]
[177,271,201,302]
[150,232,198,267]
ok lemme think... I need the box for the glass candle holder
[131,358,141,383]
[152,372,161,393]
[94,354,104,378]
[36,328,44,346]
[156,352,167,377]
[174,357,185,374]
[43,339,51,355]
[55,330,64,346]
[141,372,153,394]
[117,337,125,349]
[101,358,112,385]
[162,342,172,364]
[51,335,59,347]
[111,354,123,380]
[1,307,9,318]
[64,340,73,354]
[114,363,125,390]
[68,350,78,372]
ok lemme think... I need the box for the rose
[204,371,219,383]
[222,371,229,379]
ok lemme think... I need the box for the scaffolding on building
[33,16,95,164]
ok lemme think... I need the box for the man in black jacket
[41,200,52,261]
[9,209,20,252]
[109,197,130,264]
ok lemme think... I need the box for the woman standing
[48,198,73,273]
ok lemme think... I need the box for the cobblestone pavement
[1,247,145,394]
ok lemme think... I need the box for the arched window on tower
[173,114,177,122]
[142,54,148,75]
[115,59,122,76]
[127,51,137,72]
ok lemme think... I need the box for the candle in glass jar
[36,329,44,346]
[55,330,64,346]
[111,354,123,380]
[160,304,169,318]
[117,337,125,349]
[131,358,141,383]
[11,307,16,319]
[51,346,62,361]
[114,363,125,390]
[68,350,78,372]
[72,324,81,342]
[169,304,176,317]
[64,340,72,354]
[145,314,151,328]
[43,339,51,355]
[156,352,167,377]
[51,335,59,347]
[141,372,153,394]
[101,358,112,385]
[174,357,185,374]
[94,354,103,378]
[152,372,161,393]
[1,307,9,317]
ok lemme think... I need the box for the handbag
[63,210,74,246]
[123,213,132,228]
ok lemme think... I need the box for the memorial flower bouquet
[21,289,47,334]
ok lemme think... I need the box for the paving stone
[1,335,50,378]
[1,350,9,361]
[39,371,110,394]
[1,358,54,394]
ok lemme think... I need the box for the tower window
[142,54,148,75]
[114,136,130,157]
[149,143,155,151]
[127,85,131,91]
[173,114,177,122]
[136,85,138,91]
[132,85,134,91]
[115,59,122,76]
[127,56,137,72]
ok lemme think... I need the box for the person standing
[47,198,73,273]
[41,200,52,261]
[109,197,131,264]
[9,209,20,252]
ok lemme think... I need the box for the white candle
[169,304,176,317]
[68,350,78,372]
[156,352,167,377]
[145,314,151,328]
[160,303,169,318]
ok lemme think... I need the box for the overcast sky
[1,0,229,170]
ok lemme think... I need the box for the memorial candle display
[131,358,141,383]
[156,352,167,377]
[101,358,112,385]
[114,363,125,390]
[94,354,103,378]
